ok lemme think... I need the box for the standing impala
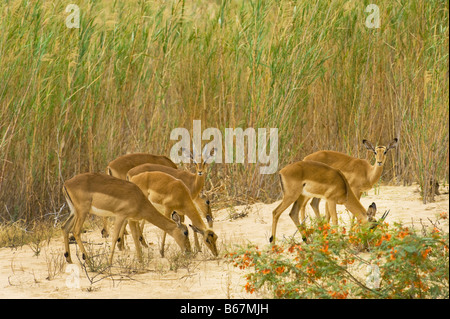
[130,171,219,257]
[62,173,191,265]
[270,161,379,244]
[304,138,398,220]
[103,153,178,247]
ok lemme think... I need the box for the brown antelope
[103,153,178,247]
[270,161,383,244]
[130,171,219,257]
[106,153,177,179]
[61,173,191,264]
[304,138,398,220]
[127,147,216,227]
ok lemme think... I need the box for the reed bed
[0,0,448,223]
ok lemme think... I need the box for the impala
[103,153,178,247]
[130,171,219,257]
[270,160,383,244]
[61,173,191,264]
[106,153,177,179]
[127,147,216,227]
[304,138,398,220]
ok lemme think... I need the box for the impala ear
[363,140,376,153]
[202,146,217,164]
[367,202,377,220]
[171,211,182,226]
[181,147,196,163]
[385,138,399,152]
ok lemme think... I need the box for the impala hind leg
[101,217,109,238]
[117,220,129,251]
[289,195,309,242]
[310,197,322,219]
[326,200,338,226]
[62,214,75,263]
[138,220,148,248]
[71,211,89,263]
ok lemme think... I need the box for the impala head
[365,202,390,229]
[363,138,398,167]
[171,211,192,254]
[190,224,219,257]
[182,146,217,176]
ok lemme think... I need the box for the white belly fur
[90,206,115,217]
[302,188,327,199]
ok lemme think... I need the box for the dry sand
[0,184,448,299]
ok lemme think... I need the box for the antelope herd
[62,139,397,265]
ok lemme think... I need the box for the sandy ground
[0,184,448,299]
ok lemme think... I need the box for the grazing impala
[127,147,216,227]
[304,138,398,220]
[130,171,219,257]
[61,173,191,264]
[103,153,178,247]
[270,161,384,244]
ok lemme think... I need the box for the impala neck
[344,188,368,223]
[368,162,384,187]
[190,173,206,198]
[142,204,177,233]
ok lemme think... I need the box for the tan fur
[270,161,377,244]
[130,171,218,257]
[106,153,177,179]
[62,173,190,265]
[103,153,177,246]
[304,138,398,218]
[127,163,213,227]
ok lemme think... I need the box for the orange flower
[307,266,316,276]
[398,228,410,239]
[390,248,398,260]
[245,282,255,294]
[288,244,302,253]
[320,241,329,254]
[422,247,432,259]
[271,245,283,254]
[261,269,271,275]
[275,266,286,275]
[376,233,392,246]
[328,290,349,299]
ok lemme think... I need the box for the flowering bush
[225,213,449,299]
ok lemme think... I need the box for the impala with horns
[103,153,178,246]
[304,138,398,220]
[270,160,389,244]
[62,173,191,265]
[130,171,219,257]
[127,146,216,228]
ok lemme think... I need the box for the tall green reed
[0,0,448,222]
